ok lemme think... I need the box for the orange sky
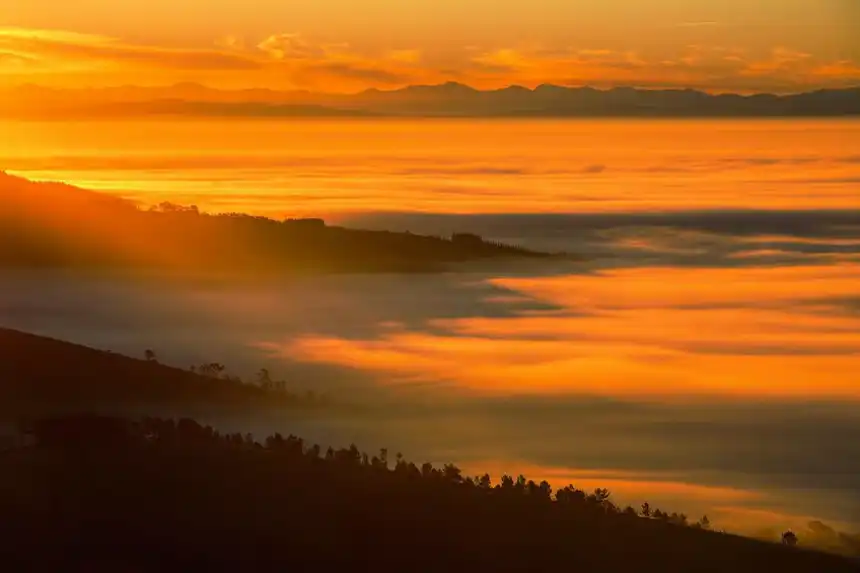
[1,0,859,92]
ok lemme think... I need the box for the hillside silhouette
[1,328,858,569]
[0,172,549,273]
[0,328,326,418]
[4,83,860,118]
[1,412,858,572]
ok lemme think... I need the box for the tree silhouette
[197,363,226,378]
[443,463,463,483]
[783,531,799,547]
[144,349,157,363]
[641,502,652,517]
[256,368,273,389]
[538,480,553,500]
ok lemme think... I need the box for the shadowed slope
[0,328,313,416]
[0,172,550,273]
[0,413,857,572]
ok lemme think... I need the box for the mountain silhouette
[3,83,858,118]
[0,328,324,417]
[0,172,549,273]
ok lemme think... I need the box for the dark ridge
[0,412,857,572]
[344,84,860,117]
[0,328,323,417]
[0,171,556,274]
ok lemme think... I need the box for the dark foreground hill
[0,413,858,572]
[0,329,858,570]
[0,328,321,418]
[0,171,551,274]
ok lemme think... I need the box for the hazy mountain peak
[533,83,562,91]
[404,81,476,93]
[170,81,209,90]
[2,82,859,118]
[497,84,532,92]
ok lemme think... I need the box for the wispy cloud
[466,45,860,92]
[0,27,260,72]
[1,26,858,93]
[0,27,428,91]
[677,21,721,28]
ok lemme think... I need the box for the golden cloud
[257,33,326,60]
[0,27,260,73]
[467,45,860,92]
[268,265,860,399]
[0,27,429,91]
[0,26,858,92]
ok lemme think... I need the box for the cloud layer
[4,119,859,219]
[277,263,860,399]
[1,27,859,93]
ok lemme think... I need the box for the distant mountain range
[3,82,859,118]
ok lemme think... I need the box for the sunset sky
[2,0,859,92]
[3,0,860,545]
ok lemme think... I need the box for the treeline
[0,172,549,273]
[1,413,857,573]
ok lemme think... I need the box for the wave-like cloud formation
[276,264,860,399]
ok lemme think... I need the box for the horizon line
[8,81,860,99]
